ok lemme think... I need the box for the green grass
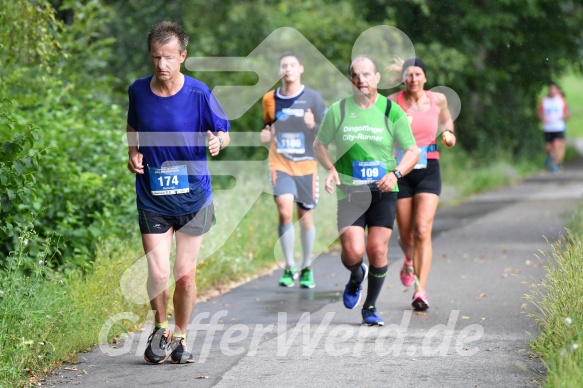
[1,137,580,386]
[560,73,583,138]
[0,230,150,387]
[522,72,583,387]
[0,169,339,387]
[439,146,540,205]
[525,209,583,388]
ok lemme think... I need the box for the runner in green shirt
[314,55,419,326]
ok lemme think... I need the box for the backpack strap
[384,98,392,135]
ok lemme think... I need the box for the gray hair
[349,55,379,75]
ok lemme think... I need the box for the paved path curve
[45,158,583,387]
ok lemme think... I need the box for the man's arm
[314,138,340,194]
[126,124,144,174]
[207,130,230,157]
[395,145,420,177]
[261,92,275,143]
[308,91,327,132]
[375,145,419,193]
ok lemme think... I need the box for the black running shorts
[337,192,398,230]
[543,131,565,143]
[138,203,215,235]
[397,159,441,199]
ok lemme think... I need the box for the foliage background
[0,0,582,385]
[1,0,582,268]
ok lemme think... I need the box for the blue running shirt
[127,75,230,216]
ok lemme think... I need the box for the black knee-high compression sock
[342,256,365,284]
[363,264,388,308]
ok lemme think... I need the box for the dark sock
[363,264,388,308]
[342,256,364,284]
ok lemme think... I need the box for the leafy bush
[0,99,47,265]
[1,0,137,269]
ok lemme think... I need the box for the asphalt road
[44,158,583,388]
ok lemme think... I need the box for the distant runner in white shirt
[538,82,570,172]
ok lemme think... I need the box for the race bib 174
[148,165,190,196]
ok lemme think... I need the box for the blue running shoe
[343,263,368,309]
[362,306,384,326]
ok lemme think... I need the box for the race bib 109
[352,160,386,184]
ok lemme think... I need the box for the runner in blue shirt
[126,21,230,365]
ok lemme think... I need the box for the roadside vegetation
[526,205,583,387]
[524,74,583,387]
[1,0,582,386]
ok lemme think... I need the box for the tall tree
[355,0,583,154]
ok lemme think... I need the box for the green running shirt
[317,95,415,197]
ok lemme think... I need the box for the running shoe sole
[412,294,429,311]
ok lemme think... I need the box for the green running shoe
[279,266,298,287]
[299,267,315,289]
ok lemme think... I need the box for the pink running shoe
[400,258,415,287]
[412,290,429,311]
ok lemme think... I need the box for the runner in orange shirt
[261,52,327,288]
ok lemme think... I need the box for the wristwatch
[392,169,402,179]
[218,136,224,150]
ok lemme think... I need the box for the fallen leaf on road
[520,303,528,310]
[195,376,209,379]
[63,367,78,371]
[461,316,470,320]
[474,292,487,301]
[503,267,521,274]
